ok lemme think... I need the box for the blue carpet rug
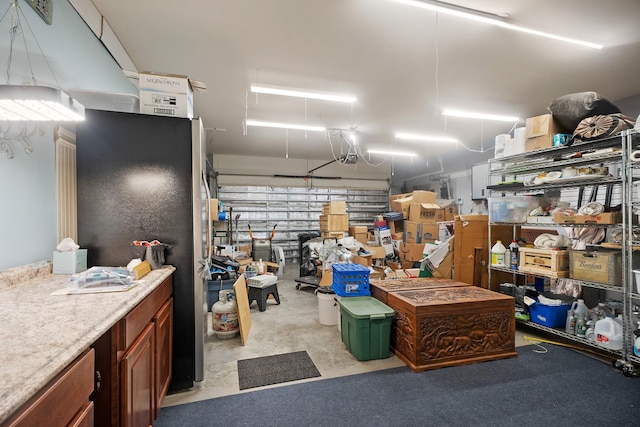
[156,345,640,427]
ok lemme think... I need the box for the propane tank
[212,290,239,339]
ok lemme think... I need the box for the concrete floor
[162,264,535,408]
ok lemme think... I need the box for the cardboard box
[349,226,368,245]
[409,203,444,223]
[374,228,394,255]
[367,246,387,260]
[398,242,426,263]
[388,219,404,235]
[390,195,413,219]
[443,205,457,222]
[322,201,347,214]
[319,214,349,231]
[139,72,197,118]
[525,114,565,139]
[553,212,622,225]
[52,249,88,274]
[389,192,412,206]
[411,190,437,204]
[403,222,439,244]
[210,198,220,221]
[525,134,553,152]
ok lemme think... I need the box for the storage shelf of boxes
[487,120,640,370]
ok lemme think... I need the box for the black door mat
[237,350,321,390]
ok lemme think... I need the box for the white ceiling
[89,0,640,183]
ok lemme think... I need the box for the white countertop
[0,265,175,424]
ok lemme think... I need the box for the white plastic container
[594,317,623,350]
[571,299,589,317]
[633,269,640,293]
[491,240,507,267]
[316,287,339,326]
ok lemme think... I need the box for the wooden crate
[518,248,570,278]
[386,287,516,372]
[570,250,622,285]
[553,212,621,225]
[322,201,347,214]
[321,230,346,239]
[319,214,349,231]
[370,277,469,305]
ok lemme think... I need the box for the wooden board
[233,275,252,346]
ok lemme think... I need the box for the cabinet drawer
[4,349,95,427]
[123,276,173,348]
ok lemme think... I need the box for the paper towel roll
[494,134,510,158]
[512,127,526,155]
[631,150,640,162]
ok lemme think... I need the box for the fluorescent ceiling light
[395,132,458,143]
[443,109,518,122]
[245,119,325,132]
[389,0,603,49]
[0,86,85,121]
[250,84,357,103]
[367,149,417,157]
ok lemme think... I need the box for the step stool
[247,275,280,312]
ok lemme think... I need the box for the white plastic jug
[491,240,507,267]
[594,317,623,350]
[571,299,589,317]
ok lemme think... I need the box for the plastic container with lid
[336,296,394,361]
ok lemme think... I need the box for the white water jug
[594,317,623,350]
[570,299,589,317]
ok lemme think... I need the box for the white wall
[0,1,136,269]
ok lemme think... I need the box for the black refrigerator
[76,109,210,391]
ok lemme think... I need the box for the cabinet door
[121,323,154,427]
[154,298,173,417]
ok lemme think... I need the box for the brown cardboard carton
[390,195,413,219]
[525,134,553,152]
[403,221,439,244]
[349,226,368,245]
[399,241,426,262]
[525,114,565,139]
[409,203,444,223]
[411,190,437,204]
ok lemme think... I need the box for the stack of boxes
[389,190,456,269]
[319,201,349,239]
[525,113,568,152]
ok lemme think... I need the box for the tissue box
[53,249,88,274]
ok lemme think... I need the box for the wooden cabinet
[121,324,155,427]
[3,349,95,427]
[153,299,173,418]
[91,275,173,427]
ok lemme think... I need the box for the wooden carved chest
[370,278,469,304]
[386,286,516,372]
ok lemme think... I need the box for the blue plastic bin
[529,303,571,328]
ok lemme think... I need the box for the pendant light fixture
[0,0,85,121]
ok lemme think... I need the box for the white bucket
[316,289,338,326]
